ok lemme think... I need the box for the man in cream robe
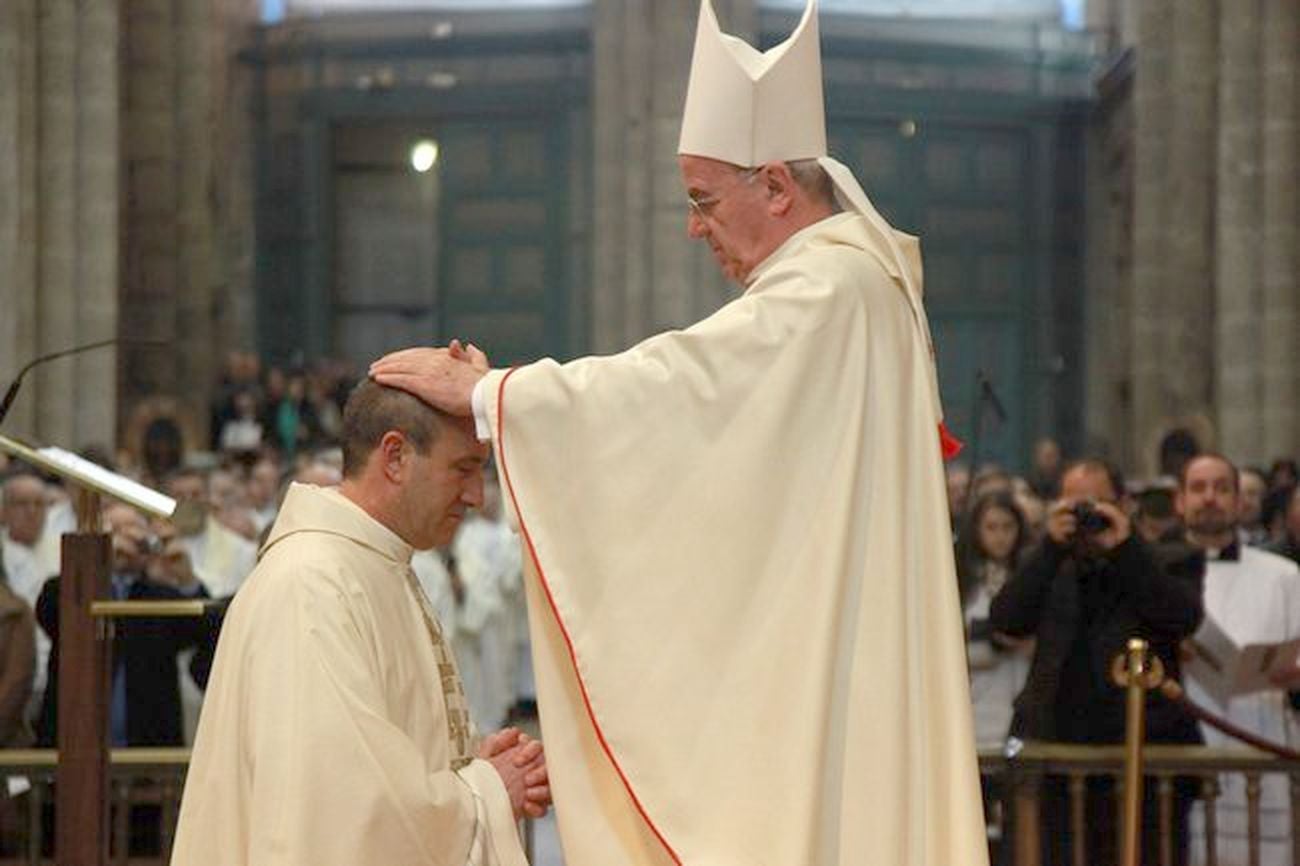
[171,382,548,866]
[373,2,986,864]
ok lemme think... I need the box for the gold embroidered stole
[402,565,474,770]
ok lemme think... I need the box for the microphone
[976,371,1008,425]
[0,338,169,428]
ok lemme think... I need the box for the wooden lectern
[0,433,202,866]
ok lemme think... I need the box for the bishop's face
[679,155,774,285]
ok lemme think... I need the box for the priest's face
[1176,455,1239,539]
[680,155,775,284]
[401,418,489,550]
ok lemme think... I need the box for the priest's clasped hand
[479,727,551,820]
[369,341,488,417]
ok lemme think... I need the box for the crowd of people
[951,440,1300,866]
[0,352,535,761]
[4,348,1300,864]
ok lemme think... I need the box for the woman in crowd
[955,491,1033,747]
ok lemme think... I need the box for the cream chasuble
[482,213,987,865]
[171,483,526,866]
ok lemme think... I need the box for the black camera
[1070,501,1112,535]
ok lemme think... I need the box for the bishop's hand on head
[369,345,486,417]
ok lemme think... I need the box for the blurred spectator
[1132,481,1182,544]
[1,471,61,719]
[1010,477,1046,544]
[165,468,257,599]
[955,491,1032,748]
[0,556,34,748]
[1261,485,1295,546]
[1266,486,1300,567]
[217,390,264,456]
[210,351,263,452]
[245,457,283,534]
[1239,467,1270,546]
[1159,428,1201,479]
[1028,437,1062,499]
[971,466,1013,501]
[1178,454,1300,866]
[946,463,971,533]
[141,416,185,486]
[989,458,1204,866]
[1267,459,1299,494]
[35,501,216,748]
[270,371,322,462]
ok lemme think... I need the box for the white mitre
[678,0,955,444]
[678,0,825,166]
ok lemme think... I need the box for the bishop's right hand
[369,345,487,417]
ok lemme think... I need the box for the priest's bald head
[340,379,488,550]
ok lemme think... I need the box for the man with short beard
[1179,454,1300,866]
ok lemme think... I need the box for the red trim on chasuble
[493,368,682,865]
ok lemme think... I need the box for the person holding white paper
[1180,453,1300,866]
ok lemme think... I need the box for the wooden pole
[56,489,111,866]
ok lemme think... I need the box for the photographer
[989,458,1204,866]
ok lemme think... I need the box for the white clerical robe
[171,484,526,866]
[2,528,59,704]
[1188,547,1300,866]
[477,212,987,865]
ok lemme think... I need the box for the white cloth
[477,212,986,865]
[1188,547,1300,866]
[2,528,59,703]
[178,517,257,599]
[453,516,525,729]
[171,483,526,866]
[963,570,1030,748]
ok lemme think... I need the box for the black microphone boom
[0,337,167,428]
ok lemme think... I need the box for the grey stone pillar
[1213,0,1263,462]
[1130,0,1175,476]
[35,0,80,446]
[1162,0,1217,441]
[1260,0,1299,460]
[590,0,756,354]
[74,0,122,449]
[0,0,39,436]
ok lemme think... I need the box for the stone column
[74,0,122,449]
[0,0,39,436]
[1260,0,1299,460]
[1129,0,1175,476]
[590,0,755,353]
[35,0,81,446]
[1213,0,1262,462]
[1161,0,1217,439]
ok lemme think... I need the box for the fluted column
[590,0,755,353]
[1213,0,1263,461]
[74,0,121,448]
[1260,0,1299,459]
[1129,0,1175,475]
[35,0,81,446]
[0,0,39,436]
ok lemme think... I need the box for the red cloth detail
[939,421,964,461]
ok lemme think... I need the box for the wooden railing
[979,742,1300,866]
[0,749,536,865]
[0,741,1292,864]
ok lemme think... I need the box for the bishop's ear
[761,161,796,216]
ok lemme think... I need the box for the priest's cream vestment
[170,484,526,866]
[476,212,987,865]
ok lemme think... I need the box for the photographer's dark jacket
[989,535,1204,744]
